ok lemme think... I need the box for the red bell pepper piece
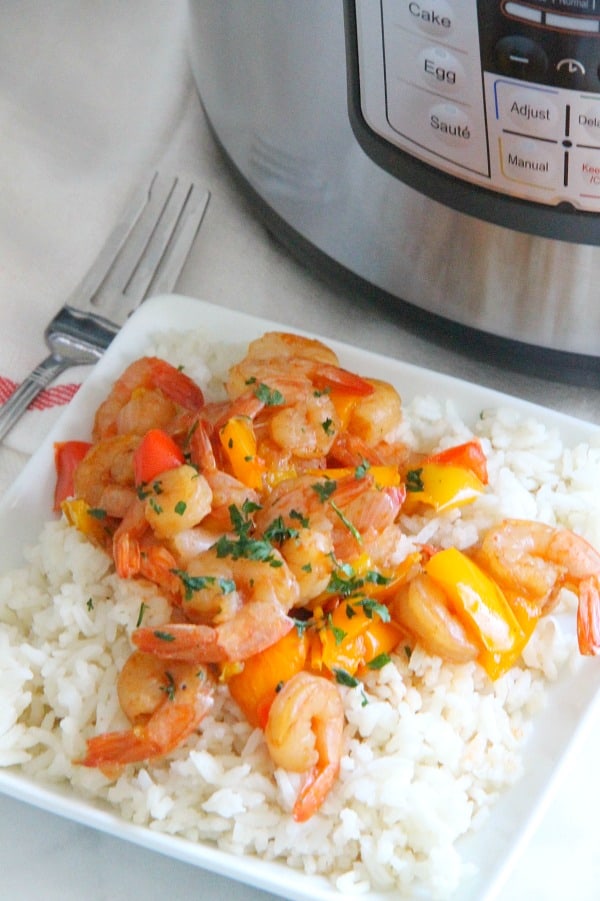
[133,428,185,486]
[53,440,92,510]
[426,439,488,485]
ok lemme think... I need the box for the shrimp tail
[293,759,341,823]
[79,697,213,767]
[132,603,295,663]
[577,576,600,656]
[78,729,163,766]
[132,623,227,662]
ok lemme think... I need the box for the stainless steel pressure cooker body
[188,1,600,381]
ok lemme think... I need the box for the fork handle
[0,354,71,443]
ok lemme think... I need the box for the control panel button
[405,1,455,38]
[503,3,542,25]
[429,103,472,146]
[499,136,562,189]
[545,13,599,33]
[571,152,600,196]
[418,46,465,92]
[494,82,561,140]
[495,36,549,81]
[575,101,600,143]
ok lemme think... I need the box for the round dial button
[495,36,548,81]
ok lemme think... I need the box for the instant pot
[188,1,600,382]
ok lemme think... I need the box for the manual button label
[499,136,561,189]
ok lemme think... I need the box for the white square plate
[1,295,599,900]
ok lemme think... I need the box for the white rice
[1,331,598,899]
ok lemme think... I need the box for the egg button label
[419,47,464,93]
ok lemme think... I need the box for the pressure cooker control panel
[352,0,600,210]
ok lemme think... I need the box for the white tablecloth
[1,2,600,899]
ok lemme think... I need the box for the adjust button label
[494,81,561,140]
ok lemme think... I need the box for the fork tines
[81,173,209,323]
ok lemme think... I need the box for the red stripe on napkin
[0,376,80,410]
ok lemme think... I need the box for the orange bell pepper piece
[316,601,402,677]
[219,415,265,490]
[226,628,309,728]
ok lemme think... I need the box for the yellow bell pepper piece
[425,547,527,679]
[404,462,484,513]
[305,465,400,489]
[219,416,265,491]
[328,389,358,430]
[61,497,109,546]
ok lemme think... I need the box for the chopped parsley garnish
[367,653,391,670]
[214,503,283,567]
[329,500,361,542]
[326,564,390,598]
[354,598,391,622]
[87,508,107,520]
[174,500,187,516]
[327,614,347,646]
[321,417,335,436]
[136,602,148,627]
[354,459,371,479]
[406,467,425,492]
[172,569,235,601]
[254,382,285,406]
[86,597,94,611]
[160,671,176,701]
[263,516,299,545]
[153,630,175,642]
[290,509,310,528]
[312,479,337,503]
[332,667,359,688]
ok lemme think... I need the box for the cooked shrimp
[226,332,340,398]
[346,378,403,445]
[73,433,139,518]
[264,671,345,822]
[256,472,401,564]
[476,519,600,655]
[78,651,214,767]
[187,419,261,530]
[390,572,479,663]
[268,390,340,459]
[93,357,205,441]
[132,547,300,663]
[226,331,374,404]
[141,464,213,539]
[277,515,335,605]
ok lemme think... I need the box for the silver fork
[0,172,209,443]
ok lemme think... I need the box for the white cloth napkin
[0,0,196,476]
